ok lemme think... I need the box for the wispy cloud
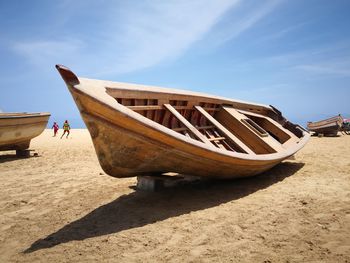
[96,0,241,75]
[10,0,240,76]
[8,0,286,76]
[210,0,284,45]
[295,63,350,77]
[13,39,83,67]
[234,40,350,77]
[257,21,309,43]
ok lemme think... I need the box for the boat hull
[0,113,50,151]
[307,115,343,136]
[81,110,280,179]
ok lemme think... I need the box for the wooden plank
[134,99,146,117]
[195,106,255,154]
[241,119,268,137]
[238,109,293,143]
[197,125,215,130]
[219,107,281,153]
[204,130,226,150]
[208,136,226,141]
[127,105,220,111]
[128,105,162,110]
[164,104,213,145]
[162,110,171,127]
[146,100,154,119]
[172,126,188,132]
[172,125,215,132]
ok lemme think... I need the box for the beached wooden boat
[0,112,50,151]
[307,115,343,136]
[56,65,309,179]
[341,118,350,135]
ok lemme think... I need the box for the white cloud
[295,64,350,76]
[210,0,284,45]
[10,1,239,76]
[13,40,83,67]
[236,40,350,77]
[9,0,284,76]
[92,0,241,75]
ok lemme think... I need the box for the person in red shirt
[52,122,59,137]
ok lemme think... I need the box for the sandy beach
[0,129,349,262]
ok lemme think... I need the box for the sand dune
[0,129,349,262]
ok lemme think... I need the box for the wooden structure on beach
[341,118,350,135]
[307,115,343,136]
[0,112,50,155]
[56,65,309,179]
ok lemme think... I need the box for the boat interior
[106,88,305,155]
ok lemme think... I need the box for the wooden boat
[0,112,50,151]
[56,65,309,179]
[307,115,343,136]
[341,118,350,135]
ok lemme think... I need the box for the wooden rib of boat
[307,115,343,136]
[56,65,309,179]
[0,112,50,151]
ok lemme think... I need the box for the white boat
[0,112,50,151]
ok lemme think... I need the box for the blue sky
[1,0,349,128]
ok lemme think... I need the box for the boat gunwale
[82,77,272,110]
[0,112,51,119]
[307,115,343,126]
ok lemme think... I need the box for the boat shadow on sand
[24,161,304,253]
[0,153,39,164]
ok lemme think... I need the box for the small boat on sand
[307,115,343,136]
[0,112,50,152]
[341,118,350,135]
[56,65,309,179]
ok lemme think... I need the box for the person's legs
[66,130,70,138]
[61,130,66,139]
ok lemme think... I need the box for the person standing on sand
[61,120,71,139]
[52,122,59,137]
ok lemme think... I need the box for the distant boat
[56,65,309,179]
[341,118,350,135]
[307,115,343,136]
[0,112,50,152]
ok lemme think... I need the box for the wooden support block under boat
[16,149,32,158]
[136,174,202,192]
[136,176,165,191]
